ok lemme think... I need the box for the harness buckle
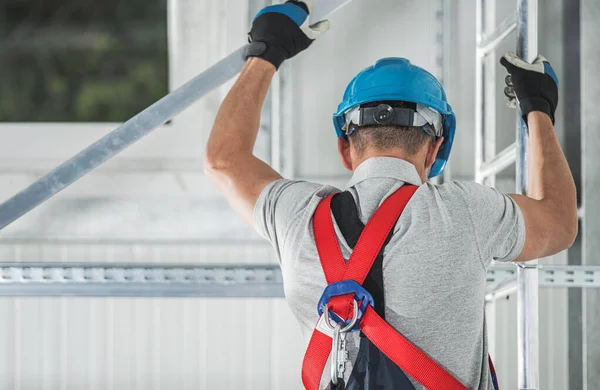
[317,280,375,332]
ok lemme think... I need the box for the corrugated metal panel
[0,179,294,389]
[0,297,306,390]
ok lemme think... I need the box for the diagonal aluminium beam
[0,0,351,231]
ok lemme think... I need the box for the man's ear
[425,137,444,170]
[337,137,353,171]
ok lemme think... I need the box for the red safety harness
[301,185,469,390]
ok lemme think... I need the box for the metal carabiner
[325,301,357,386]
[323,299,359,332]
[330,323,342,385]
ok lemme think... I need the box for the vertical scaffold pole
[474,0,484,184]
[515,0,539,389]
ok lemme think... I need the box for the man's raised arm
[204,0,329,226]
[204,58,281,225]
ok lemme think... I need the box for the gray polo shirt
[254,157,525,390]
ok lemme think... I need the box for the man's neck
[352,150,427,183]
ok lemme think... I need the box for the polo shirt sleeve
[454,181,526,266]
[253,179,332,262]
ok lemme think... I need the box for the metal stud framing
[0,263,598,298]
[0,264,284,297]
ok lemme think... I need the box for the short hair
[348,124,433,156]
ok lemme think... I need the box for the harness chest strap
[301,185,468,390]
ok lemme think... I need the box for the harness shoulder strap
[330,191,387,318]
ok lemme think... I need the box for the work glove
[500,52,559,125]
[245,0,330,69]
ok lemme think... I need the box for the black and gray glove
[500,52,559,124]
[245,0,330,69]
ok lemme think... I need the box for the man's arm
[510,112,577,261]
[204,1,329,226]
[204,58,281,226]
[500,54,578,262]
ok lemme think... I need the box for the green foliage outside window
[0,0,168,122]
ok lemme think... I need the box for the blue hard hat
[333,57,456,178]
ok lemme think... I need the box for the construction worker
[204,1,578,389]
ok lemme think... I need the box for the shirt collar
[345,157,423,189]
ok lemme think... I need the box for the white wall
[290,0,441,179]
